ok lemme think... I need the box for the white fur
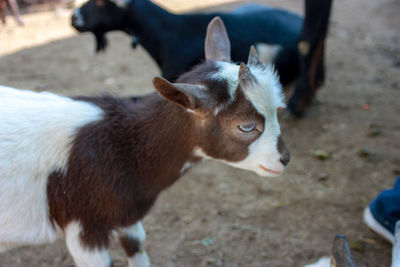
[213,61,285,113]
[130,251,150,267]
[180,161,195,175]
[392,221,400,267]
[120,222,150,267]
[65,221,112,267]
[120,222,147,244]
[363,207,394,243]
[303,257,331,267]
[212,62,240,99]
[208,62,286,177]
[0,85,103,248]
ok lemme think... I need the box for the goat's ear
[153,77,210,111]
[205,17,231,62]
[238,62,257,88]
[247,46,263,67]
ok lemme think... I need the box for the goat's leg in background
[288,0,333,117]
[0,0,6,25]
[119,222,150,267]
[6,0,23,26]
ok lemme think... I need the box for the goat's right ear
[205,17,231,62]
[153,77,210,111]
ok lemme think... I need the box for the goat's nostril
[280,155,290,166]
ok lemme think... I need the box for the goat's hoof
[287,99,306,118]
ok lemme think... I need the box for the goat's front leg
[119,221,150,267]
[64,221,112,267]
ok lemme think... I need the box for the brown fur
[46,18,288,261]
[120,236,140,257]
[47,60,269,249]
[48,94,197,248]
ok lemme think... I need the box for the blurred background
[0,0,399,266]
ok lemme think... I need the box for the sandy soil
[0,0,400,266]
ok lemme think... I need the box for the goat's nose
[277,135,290,166]
[280,154,290,166]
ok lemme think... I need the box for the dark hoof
[287,96,307,118]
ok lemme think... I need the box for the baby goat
[0,17,289,266]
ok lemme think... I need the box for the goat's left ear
[247,45,263,67]
[205,17,231,62]
[153,77,211,111]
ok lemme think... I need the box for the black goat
[72,0,332,116]
[72,0,301,84]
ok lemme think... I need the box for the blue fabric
[369,177,400,234]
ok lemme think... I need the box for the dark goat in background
[72,0,332,117]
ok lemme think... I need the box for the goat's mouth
[259,165,282,175]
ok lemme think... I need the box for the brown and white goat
[0,17,289,266]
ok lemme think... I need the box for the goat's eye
[238,123,256,133]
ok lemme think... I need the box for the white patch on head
[206,62,286,177]
[255,43,282,64]
[247,64,285,114]
[73,8,85,27]
[212,62,239,99]
[212,61,285,114]
[0,85,103,247]
[65,221,112,267]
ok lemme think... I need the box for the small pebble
[369,123,382,137]
[317,173,330,181]
[349,240,365,252]
[313,150,329,160]
[359,147,372,158]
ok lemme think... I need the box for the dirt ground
[0,0,399,266]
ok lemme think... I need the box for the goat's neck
[126,0,179,67]
[129,94,198,190]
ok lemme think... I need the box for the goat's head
[153,17,290,177]
[71,0,128,52]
